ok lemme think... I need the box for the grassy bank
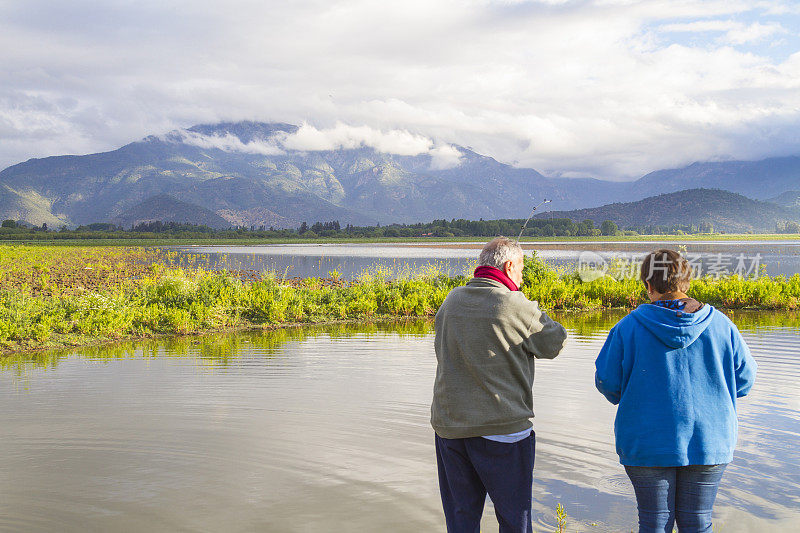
[1,245,799,355]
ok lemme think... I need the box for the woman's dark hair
[640,249,692,294]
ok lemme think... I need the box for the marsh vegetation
[1,245,798,355]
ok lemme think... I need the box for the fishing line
[517,199,551,241]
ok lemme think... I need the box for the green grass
[1,245,798,356]
[0,267,461,354]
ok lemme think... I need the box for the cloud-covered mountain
[0,121,626,227]
[0,121,799,229]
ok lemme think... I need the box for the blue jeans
[625,464,727,533]
[436,433,535,533]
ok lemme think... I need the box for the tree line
[0,216,762,240]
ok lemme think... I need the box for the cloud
[177,122,465,169]
[177,130,284,155]
[660,20,741,33]
[1,0,799,181]
[279,123,433,155]
[757,1,800,16]
[724,22,787,44]
[661,19,788,45]
[430,144,464,169]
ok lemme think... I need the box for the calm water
[1,313,798,532]
[169,240,800,279]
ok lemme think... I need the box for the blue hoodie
[595,301,757,467]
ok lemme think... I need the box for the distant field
[2,233,799,247]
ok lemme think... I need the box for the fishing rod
[517,199,551,241]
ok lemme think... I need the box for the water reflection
[5,310,799,372]
[1,312,798,532]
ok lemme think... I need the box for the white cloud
[756,1,800,16]
[1,0,799,181]
[279,123,434,155]
[430,144,464,169]
[177,122,465,169]
[177,131,284,155]
[660,20,787,45]
[660,20,741,33]
[724,22,787,44]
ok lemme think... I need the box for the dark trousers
[435,432,535,533]
[625,464,727,533]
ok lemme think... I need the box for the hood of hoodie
[631,300,715,349]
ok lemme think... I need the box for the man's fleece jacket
[431,277,568,439]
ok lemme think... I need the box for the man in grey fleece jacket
[431,237,567,533]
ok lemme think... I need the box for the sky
[1,0,800,181]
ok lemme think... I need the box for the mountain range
[1,121,799,230]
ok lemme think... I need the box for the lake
[1,312,798,532]
[167,240,800,279]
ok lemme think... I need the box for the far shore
[2,233,800,247]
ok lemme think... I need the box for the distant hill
[537,188,800,233]
[767,190,800,208]
[0,183,70,227]
[111,194,232,229]
[630,158,800,201]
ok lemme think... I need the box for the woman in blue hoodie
[595,249,757,533]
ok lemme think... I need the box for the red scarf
[473,265,519,291]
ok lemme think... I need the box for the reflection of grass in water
[0,319,434,372]
[3,307,795,373]
[1,246,799,357]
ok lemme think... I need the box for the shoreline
[3,306,798,360]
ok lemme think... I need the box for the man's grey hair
[478,237,524,269]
